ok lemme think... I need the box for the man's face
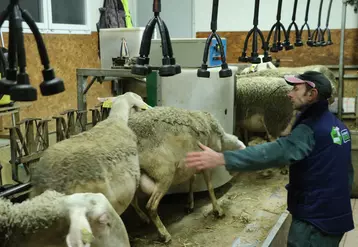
[287,83,318,111]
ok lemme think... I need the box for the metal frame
[76,68,146,125]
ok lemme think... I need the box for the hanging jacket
[96,0,133,58]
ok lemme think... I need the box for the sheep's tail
[66,207,94,247]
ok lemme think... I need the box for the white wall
[89,0,357,33]
[194,0,358,32]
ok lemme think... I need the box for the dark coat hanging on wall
[96,0,127,58]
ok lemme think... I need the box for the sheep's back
[0,190,65,240]
[237,65,338,97]
[30,119,139,194]
[128,106,216,144]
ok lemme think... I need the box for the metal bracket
[6,118,51,183]
[53,109,88,142]
[347,0,357,11]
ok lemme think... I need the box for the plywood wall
[196,29,358,67]
[1,32,112,132]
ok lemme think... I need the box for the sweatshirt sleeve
[223,124,315,172]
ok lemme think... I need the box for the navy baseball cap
[284,71,332,100]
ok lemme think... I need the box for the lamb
[0,190,130,247]
[29,92,151,218]
[126,106,246,243]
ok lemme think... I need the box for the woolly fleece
[0,190,66,244]
[235,76,294,138]
[128,106,242,184]
[30,117,140,206]
[236,65,338,99]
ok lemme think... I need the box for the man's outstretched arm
[223,124,315,172]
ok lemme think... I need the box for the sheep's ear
[98,212,110,225]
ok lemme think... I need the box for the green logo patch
[331,126,342,145]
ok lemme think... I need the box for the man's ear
[309,88,319,99]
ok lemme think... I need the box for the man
[185,71,354,247]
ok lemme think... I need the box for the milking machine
[131,0,181,77]
[266,0,293,53]
[197,0,232,78]
[0,0,64,102]
[284,0,303,47]
[239,0,272,64]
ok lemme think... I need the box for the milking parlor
[0,0,357,246]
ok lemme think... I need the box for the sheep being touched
[0,190,131,247]
[29,92,151,218]
[127,106,246,243]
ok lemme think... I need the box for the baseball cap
[284,71,332,100]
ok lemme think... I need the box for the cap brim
[284,75,306,85]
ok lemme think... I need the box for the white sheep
[126,106,246,243]
[0,190,130,247]
[29,92,151,218]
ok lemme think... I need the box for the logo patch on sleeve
[341,129,351,143]
[330,126,342,145]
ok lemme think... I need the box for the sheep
[126,106,246,243]
[234,65,337,143]
[237,64,338,102]
[29,92,151,219]
[235,76,296,142]
[240,61,278,74]
[0,190,130,247]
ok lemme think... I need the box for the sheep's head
[98,92,151,120]
[65,193,130,247]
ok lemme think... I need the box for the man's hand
[185,142,226,170]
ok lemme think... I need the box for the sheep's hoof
[159,233,172,243]
[184,206,194,214]
[138,214,151,224]
[213,207,225,218]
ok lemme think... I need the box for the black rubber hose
[20,8,50,69]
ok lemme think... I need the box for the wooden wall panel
[1,32,111,132]
[196,29,358,67]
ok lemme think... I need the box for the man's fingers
[198,142,208,150]
[186,152,202,158]
[185,160,203,168]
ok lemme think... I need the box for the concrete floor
[340,199,358,247]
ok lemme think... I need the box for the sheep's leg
[261,118,275,142]
[185,175,196,214]
[140,172,172,243]
[130,194,150,224]
[147,186,171,243]
[202,169,225,218]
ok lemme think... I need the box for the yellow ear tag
[102,99,112,108]
[81,228,94,244]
